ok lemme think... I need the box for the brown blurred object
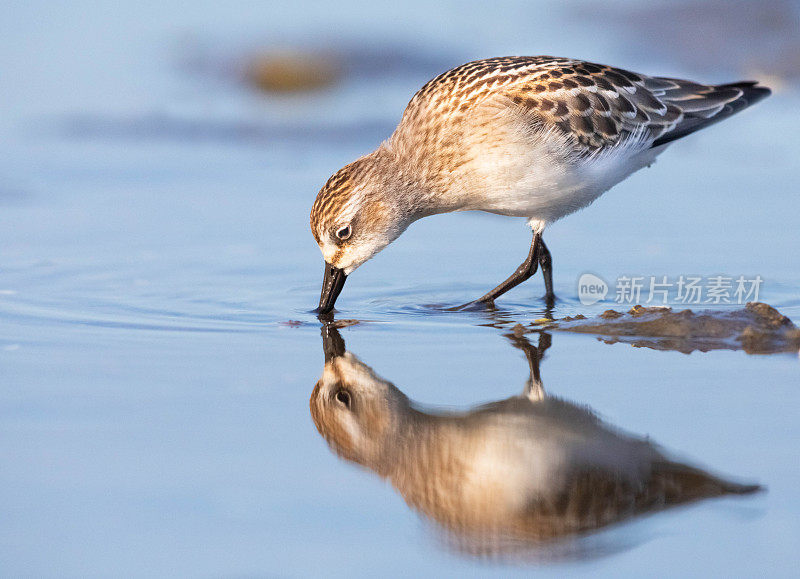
[583,0,800,88]
[176,36,459,97]
[246,50,341,93]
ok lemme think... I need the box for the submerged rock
[552,302,800,355]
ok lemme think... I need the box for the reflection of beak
[315,261,347,314]
[321,324,346,362]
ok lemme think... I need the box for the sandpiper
[311,327,760,549]
[310,56,770,313]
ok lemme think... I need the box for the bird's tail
[650,460,763,503]
[651,79,771,147]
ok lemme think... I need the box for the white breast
[450,113,667,226]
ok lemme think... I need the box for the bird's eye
[334,389,351,408]
[335,225,352,241]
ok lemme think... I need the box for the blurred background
[1,1,799,576]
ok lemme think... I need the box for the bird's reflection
[310,326,760,558]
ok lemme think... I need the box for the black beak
[321,324,346,362]
[315,261,347,314]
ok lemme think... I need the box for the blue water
[2,1,799,576]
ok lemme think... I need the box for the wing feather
[498,58,770,153]
[395,56,769,168]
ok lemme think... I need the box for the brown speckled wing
[516,459,759,539]
[507,60,683,150]
[502,57,768,153]
[407,56,769,156]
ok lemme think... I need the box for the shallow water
[2,1,799,576]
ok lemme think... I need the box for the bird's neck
[373,143,464,221]
[383,411,470,485]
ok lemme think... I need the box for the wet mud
[538,302,800,354]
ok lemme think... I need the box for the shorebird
[310,56,770,313]
[311,327,760,551]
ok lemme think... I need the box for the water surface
[2,1,799,576]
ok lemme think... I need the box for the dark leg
[538,238,555,305]
[505,331,552,401]
[477,233,542,305]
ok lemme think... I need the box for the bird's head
[310,330,410,469]
[310,149,415,313]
